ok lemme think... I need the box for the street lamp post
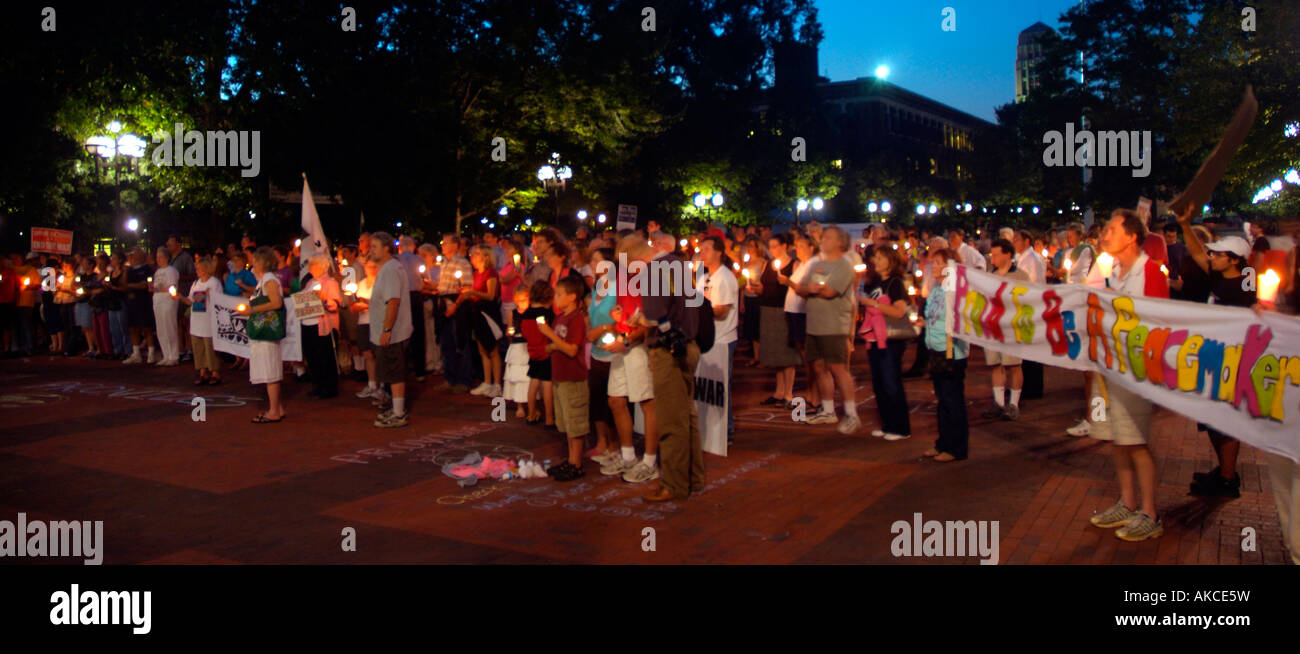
[795,197,823,226]
[536,152,573,225]
[86,122,145,248]
[693,192,724,228]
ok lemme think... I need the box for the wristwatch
[383,327,393,333]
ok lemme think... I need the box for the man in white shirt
[948,229,986,270]
[697,236,738,437]
[1012,230,1046,284]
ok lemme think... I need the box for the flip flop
[251,414,283,424]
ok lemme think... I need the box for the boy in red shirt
[538,277,589,481]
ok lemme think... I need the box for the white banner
[694,344,730,456]
[208,292,302,362]
[946,265,1300,463]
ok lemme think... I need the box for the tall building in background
[1015,22,1054,103]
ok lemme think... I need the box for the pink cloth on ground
[449,456,514,479]
[857,305,888,349]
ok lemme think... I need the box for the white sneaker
[870,429,885,438]
[468,382,492,396]
[600,457,638,476]
[837,415,862,434]
[590,450,619,465]
[355,386,378,399]
[1066,419,1091,437]
[882,432,911,441]
[621,461,660,484]
[488,384,502,397]
[806,409,838,425]
[122,353,143,364]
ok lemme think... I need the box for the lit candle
[853,263,867,273]
[147,276,153,283]
[907,286,917,296]
[342,259,349,266]
[436,255,444,264]
[891,244,898,250]
[693,247,700,254]
[679,238,687,248]
[1096,252,1114,278]
[312,283,322,291]
[742,268,752,279]
[22,277,31,287]
[237,303,247,312]
[1159,264,1168,277]
[418,264,426,274]
[294,239,302,247]
[903,241,911,249]
[732,262,740,272]
[771,259,780,270]
[601,332,617,345]
[168,285,177,296]
[507,326,515,336]
[1063,257,1072,270]
[1041,248,1049,258]
[344,282,358,294]
[535,316,545,325]
[513,253,520,265]
[913,269,922,278]
[743,253,751,263]
[76,287,84,296]
[1259,269,1281,304]
[75,276,81,283]
[454,269,463,279]
[58,274,65,283]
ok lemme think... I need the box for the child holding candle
[503,286,532,417]
[179,257,223,385]
[519,280,555,428]
[537,277,589,481]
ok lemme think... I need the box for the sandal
[251,414,283,424]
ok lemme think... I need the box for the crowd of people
[2,210,1298,555]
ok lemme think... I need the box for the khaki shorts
[984,348,1021,366]
[374,339,408,384]
[608,345,654,402]
[805,334,849,364]
[553,380,590,439]
[1091,380,1151,446]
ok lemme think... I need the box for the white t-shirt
[356,277,374,325]
[370,258,412,345]
[188,277,222,338]
[785,256,818,313]
[153,265,179,297]
[1016,248,1046,285]
[699,265,739,345]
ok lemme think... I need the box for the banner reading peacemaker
[944,265,1300,463]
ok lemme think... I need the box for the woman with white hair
[150,246,181,366]
[239,247,286,423]
[301,253,342,398]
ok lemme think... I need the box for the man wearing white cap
[1174,214,1257,499]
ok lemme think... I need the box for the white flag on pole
[301,174,330,270]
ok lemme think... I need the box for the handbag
[884,314,919,340]
[246,291,286,341]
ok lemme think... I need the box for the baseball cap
[1205,236,1249,260]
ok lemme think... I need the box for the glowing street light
[499,206,509,216]
[915,203,926,215]
[810,197,823,211]
[126,217,139,232]
[927,204,938,214]
[868,202,878,213]
[695,194,708,208]
[577,210,588,221]
[880,201,891,213]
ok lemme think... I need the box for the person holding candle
[1176,210,1256,499]
[351,259,386,405]
[919,250,969,461]
[103,252,130,359]
[519,280,556,427]
[396,236,429,382]
[122,249,158,364]
[739,236,767,367]
[415,242,443,377]
[1088,209,1169,542]
[12,254,40,357]
[433,233,474,394]
[503,286,532,417]
[777,232,821,414]
[583,247,618,461]
[88,254,114,360]
[498,239,525,329]
[150,247,181,366]
[300,254,342,399]
[240,247,286,423]
[697,236,739,439]
[179,257,223,385]
[53,258,78,356]
[457,245,503,397]
[756,233,801,408]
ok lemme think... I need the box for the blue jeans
[930,356,969,459]
[867,339,911,436]
[109,309,130,355]
[438,315,474,387]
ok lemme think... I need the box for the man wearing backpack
[618,234,704,503]
[697,236,737,440]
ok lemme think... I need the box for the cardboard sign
[617,204,638,231]
[291,289,325,320]
[31,228,73,255]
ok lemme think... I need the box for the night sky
[816,0,1082,122]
